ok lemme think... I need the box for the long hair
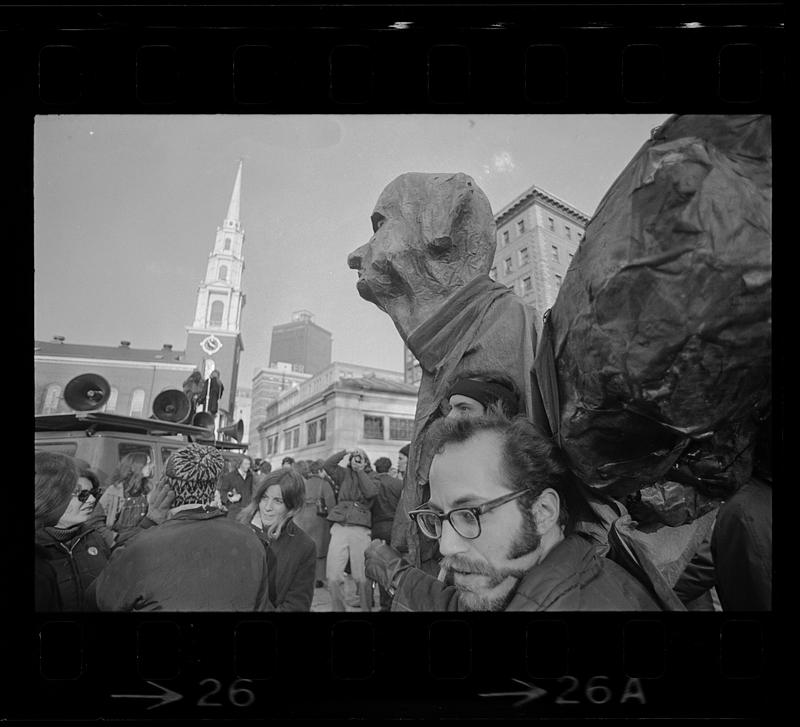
[238,469,306,540]
[35,451,78,528]
[111,451,152,497]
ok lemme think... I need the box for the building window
[489,266,497,281]
[42,384,61,414]
[517,219,525,235]
[129,388,145,417]
[267,434,279,455]
[551,245,559,263]
[548,217,555,231]
[578,231,584,240]
[307,417,327,445]
[555,274,563,289]
[209,300,225,327]
[101,387,119,414]
[522,276,533,293]
[502,230,510,246]
[565,225,571,240]
[504,257,513,274]
[284,427,299,450]
[389,417,414,441]
[518,247,529,266]
[364,415,384,440]
[218,265,228,281]
[224,237,231,250]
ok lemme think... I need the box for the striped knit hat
[165,444,225,507]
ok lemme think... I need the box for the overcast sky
[34,114,669,386]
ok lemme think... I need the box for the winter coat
[35,544,63,611]
[323,450,379,528]
[392,533,661,612]
[249,517,316,612]
[371,472,404,542]
[293,475,336,559]
[95,507,272,612]
[217,469,254,520]
[35,525,112,611]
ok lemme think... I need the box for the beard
[442,511,542,612]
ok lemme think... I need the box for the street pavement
[311,574,380,612]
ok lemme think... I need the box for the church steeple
[225,159,243,223]
[185,161,247,423]
[188,161,247,334]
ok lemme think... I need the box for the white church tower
[184,160,246,423]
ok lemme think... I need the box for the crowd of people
[33,438,408,612]
[34,372,771,613]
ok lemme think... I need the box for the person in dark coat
[292,459,337,588]
[324,448,379,612]
[36,463,110,611]
[35,451,80,611]
[217,454,254,520]
[238,469,317,612]
[366,413,660,612]
[182,369,204,419]
[371,457,404,611]
[96,444,272,612]
[200,370,224,415]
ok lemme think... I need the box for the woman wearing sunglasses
[35,454,111,611]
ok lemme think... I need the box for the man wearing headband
[95,444,273,611]
[443,372,521,420]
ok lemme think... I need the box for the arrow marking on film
[479,678,548,707]
[111,681,183,710]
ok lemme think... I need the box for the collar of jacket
[35,523,96,548]
[169,506,227,522]
[406,275,512,377]
[508,533,602,610]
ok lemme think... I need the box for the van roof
[35,412,213,437]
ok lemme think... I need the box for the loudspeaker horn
[220,418,244,443]
[64,373,111,412]
[152,389,191,423]
[192,411,216,431]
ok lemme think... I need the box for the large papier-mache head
[347,172,496,331]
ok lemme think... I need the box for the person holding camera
[323,448,379,611]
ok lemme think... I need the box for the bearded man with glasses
[365,413,661,612]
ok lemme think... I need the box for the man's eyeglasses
[408,489,528,540]
[73,488,100,503]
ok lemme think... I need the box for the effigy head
[347,172,496,327]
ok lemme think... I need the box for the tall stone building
[248,364,312,449]
[268,310,332,375]
[403,182,590,385]
[491,183,589,318]
[184,160,247,423]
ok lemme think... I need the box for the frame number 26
[197,679,256,708]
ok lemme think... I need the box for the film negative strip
[13,2,781,722]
